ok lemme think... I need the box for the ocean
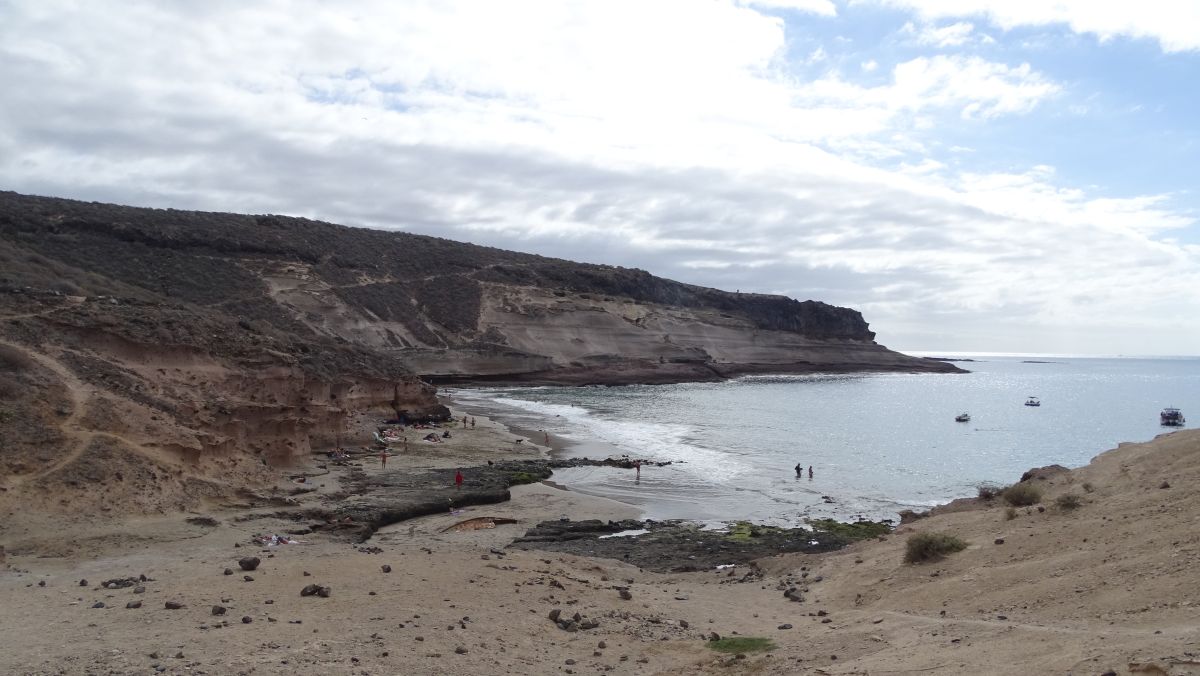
[448,355,1199,526]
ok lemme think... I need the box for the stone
[381,565,392,573]
[565,658,576,665]
[243,575,254,582]
[617,589,633,601]
[92,601,105,608]
[455,646,468,654]
[242,616,252,624]
[994,538,1005,545]
[223,568,233,576]
[238,557,260,571]
[174,652,184,659]
[126,601,142,609]
[708,632,721,642]
[679,620,689,629]
[548,609,562,622]
[598,641,607,649]
[212,606,227,616]
[79,579,88,587]
[133,586,146,594]
[777,624,792,630]
[580,619,599,630]
[165,601,184,610]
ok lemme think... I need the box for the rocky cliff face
[0,191,956,514]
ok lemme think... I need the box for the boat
[1024,396,1040,407]
[955,413,971,423]
[1161,407,1186,427]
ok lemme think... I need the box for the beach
[2,405,1200,675]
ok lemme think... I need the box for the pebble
[165,601,184,610]
[777,624,792,630]
[381,565,392,573]
[212,606,227,616]
[238,557,260,571]
[126,601,142,609]
[455,646,468,654]
[242,616,252,624]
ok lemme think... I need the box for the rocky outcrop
[0,191,958,389]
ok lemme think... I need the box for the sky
[1,1,1198,355]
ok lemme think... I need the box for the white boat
[1160,407,1186,427]
[955,413,970,423]
[1024,396,1040,407]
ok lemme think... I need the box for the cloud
[909,21,976,47]
[874,0,1200,52]
[744,0,838,16]
[0,0,1196,354]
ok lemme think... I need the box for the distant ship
[1024,396,1041,407]
[955,413,971,423]
[1160,407,1186,427]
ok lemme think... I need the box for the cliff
[0,190,956,515]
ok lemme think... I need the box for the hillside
[0,190,956,517]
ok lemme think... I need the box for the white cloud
[874,0,1200,52]
[913,21,976,47]
[744,0,838,16]
[861,59,879,72]
[0,0,1196,354]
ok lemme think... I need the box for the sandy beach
[3,406,1200,675]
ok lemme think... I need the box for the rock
[617,588,633,600]
[1020,465,1069,482]
[777,624,792,630]
[212,606,227,616]
[598,641,607,649]
[243,575,254,582]
[565,658,576,665]
[165,601,184,610]
[38,580,45,587]
[126,601,142,609]
[580,619,599,630]
[381,565,392,573]
[679,620,689,629]
[821,618,832,624]
[1037,506,1046,513]
[817,610,828,616]
[994,538,1005,545]
[303,571,311,577]
[548,609,562,622]
[1160,481,1171,489]
[242,616,252,624]
[79,579,88,587]
[301,584,331,597]
[708,632,721,642]
[223,568,233,576]
[133,586,146,594]
[91,601,105,608]
[238,557,260,571]
[455,646,468,654]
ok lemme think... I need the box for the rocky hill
[0,191,956,516]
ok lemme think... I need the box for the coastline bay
[449,355,1200,526]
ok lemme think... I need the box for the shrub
[977,484,1001,500]
[1004,507,1017,521]
[904,532,968,564]
[707,637,776,654]
[1055,494,1083,510]
[1002,482,1042,507]
[1082,482,1095,493]
[0,345,35,373]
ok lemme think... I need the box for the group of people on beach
[795,463,813,479]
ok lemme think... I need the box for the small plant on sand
[1002,482,1042,507]
[1055,494,1083,510]
[904,532,968,564]
[1004,507,1018,521]
[707,637,776,654]
[1082,482,1095,493]
[977,484,1002,501]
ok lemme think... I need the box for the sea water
[449,356,1200,526]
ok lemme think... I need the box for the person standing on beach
[380,449,387,469]
[795,463,803,477]
[544,431,550,446]
[454,469,464,490]
[808,465,813,479]
[634,460,641,480]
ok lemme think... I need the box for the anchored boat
[1024,396,1041,407]
[955,413,971,423]
[1160,407,1186,427]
